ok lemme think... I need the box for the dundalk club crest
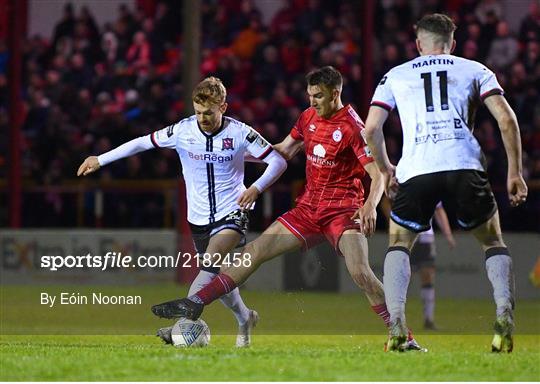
[222,138,234,150]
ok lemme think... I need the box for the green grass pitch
[1,284,539,381]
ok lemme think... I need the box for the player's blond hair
[192,77,227,105]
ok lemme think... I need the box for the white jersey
[371,54,503,182]
[150,116,273,225]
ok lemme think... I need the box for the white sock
[187,270,250,325]
[383,247,411,322]
[219,288,250,326]
[420,285,435,322]
[187,270,215,296]
[485,249,514,317]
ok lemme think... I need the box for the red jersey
[290,105,373,208]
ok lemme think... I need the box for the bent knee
[481,239,507,252]
[475,232,506,250]
[388,233,416,249]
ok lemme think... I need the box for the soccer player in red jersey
[152,67,422,349]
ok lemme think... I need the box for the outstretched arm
[483,94,527,207]
[273,134,304,160]
[77,136,154,176]
[238,150,287,209]
[245,134,303,162]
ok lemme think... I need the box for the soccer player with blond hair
[78,77,287,347]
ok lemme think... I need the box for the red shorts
[277,203,362,255]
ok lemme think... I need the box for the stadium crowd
[1,0,539,230]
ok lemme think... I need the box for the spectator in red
[280,36,303,75]
[126,31,151,74]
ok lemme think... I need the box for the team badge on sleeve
[246,130,269,148]
[246,131,258,143]
[256,136,268,148]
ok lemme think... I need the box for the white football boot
[236,310,259,348]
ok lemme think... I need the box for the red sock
[190,273,237,305]
[372,303,391,327]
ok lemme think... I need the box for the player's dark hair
[415,13,456,44]
[305,66,343,91]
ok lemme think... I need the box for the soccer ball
[171,318,211,347]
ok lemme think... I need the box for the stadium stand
[1,0,538,230]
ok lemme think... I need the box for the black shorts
[189,209,249,254]
[410,242,435,271]
[391,170,497,233]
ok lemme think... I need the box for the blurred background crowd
[1,0,539,231]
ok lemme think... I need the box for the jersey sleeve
[370,73,396,111]
[478,66,504,101]
[149,123,179,149]
[244,127,273,160]
[290,110,307,141]
[97,135,154,166]
[350,123,374,168]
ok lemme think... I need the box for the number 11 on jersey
[421,71,449,112]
